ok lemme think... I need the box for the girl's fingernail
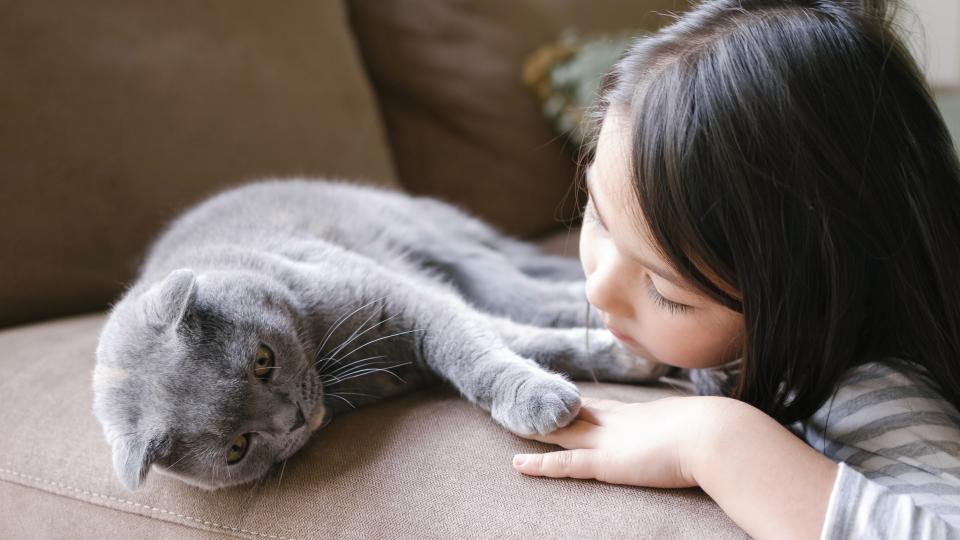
[513,455,527,467]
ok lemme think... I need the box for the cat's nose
[289,407,307,433]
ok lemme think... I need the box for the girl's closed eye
[646,275,691,315]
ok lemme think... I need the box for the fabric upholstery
[347,0,685,238]
[0,0,398,329]
[0,313,747,539]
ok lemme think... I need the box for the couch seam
[0,466,296,540]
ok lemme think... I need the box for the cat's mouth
[308,403,333,431]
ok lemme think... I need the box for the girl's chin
[611,332,661,364]
[612,335,730,371]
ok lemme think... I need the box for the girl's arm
[690,397,837,539]
[512,396,837,539]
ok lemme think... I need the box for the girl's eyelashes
[646,275,691,315]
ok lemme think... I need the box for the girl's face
[579,110,745,369]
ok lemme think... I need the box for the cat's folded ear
[112,432,171,491]
[140,268,198,330]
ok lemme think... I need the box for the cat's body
[93,179,666,491]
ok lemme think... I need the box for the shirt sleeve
[821,462,960,540]
[802,360,960,539]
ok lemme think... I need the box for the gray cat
[92,179,667,491]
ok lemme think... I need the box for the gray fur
[92,179,667,491]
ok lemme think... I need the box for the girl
[509,0,960,538]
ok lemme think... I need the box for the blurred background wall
[901,0,960,148]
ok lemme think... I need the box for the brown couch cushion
[0,312,746,539]
[0,1,398,329]
[347,0,686,238]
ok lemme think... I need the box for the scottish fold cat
[92,179,667,491]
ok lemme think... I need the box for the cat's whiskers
[276,458,288,491]
[321,361,408,384]
[313,296,389,365]
[314,315,377,374]
[317,328,423,385]
[322,362,413,385]
[324,313,399,366]
[322,355,387,377]
[238,472,266,522]
[328,390,376,398]
[326,393,358,408]
[314,311,398,376]
[330,328,425,366]
[166,451,191,472]
[324,309,379,362]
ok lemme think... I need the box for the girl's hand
[511,395,724,488]
[512,395,839,540]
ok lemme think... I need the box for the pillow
[347,0,685,238]
[0,0,398,328]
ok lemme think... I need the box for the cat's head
[93,268,329,491]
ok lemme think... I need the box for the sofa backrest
[348,0,684,238]
[0,0,398,328]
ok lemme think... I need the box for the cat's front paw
[490,371,581,436]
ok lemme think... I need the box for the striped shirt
[794,358,960,538]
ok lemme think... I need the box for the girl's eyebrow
[585,166,689,289]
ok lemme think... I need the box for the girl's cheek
[579,225,597,278]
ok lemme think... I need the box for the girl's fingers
[513,449,602,480]
[576,396,626,425]
[519,418,602,449]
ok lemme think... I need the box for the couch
[0,1,747,537]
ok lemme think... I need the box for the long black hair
[589,0,960,424]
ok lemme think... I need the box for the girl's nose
[585,255,632,320]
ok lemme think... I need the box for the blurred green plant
[523,30,642,146]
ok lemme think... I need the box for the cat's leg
[296,255,583,436]
[407,198,592,322]
[410,245,599,328]
[467,270,601,329]
[487,316,672,383]
[411,196,586,282]
[492,232,587,282]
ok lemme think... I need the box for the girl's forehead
[588,109,647,231]
[592,108,633,180]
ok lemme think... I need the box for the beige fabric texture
[0,1,398,329]
[346,0,686,238]
[0,313,747,539]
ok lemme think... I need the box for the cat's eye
[226,433,250,465]
[253,343,275,381]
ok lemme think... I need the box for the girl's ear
[139,269,197,330]
[111,432,171,491]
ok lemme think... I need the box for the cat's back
[140,179,433,275]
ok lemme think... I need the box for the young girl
[509,0,960,537]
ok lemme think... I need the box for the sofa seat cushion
[0,312,746,539]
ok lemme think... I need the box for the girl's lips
[606,323,636,344]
